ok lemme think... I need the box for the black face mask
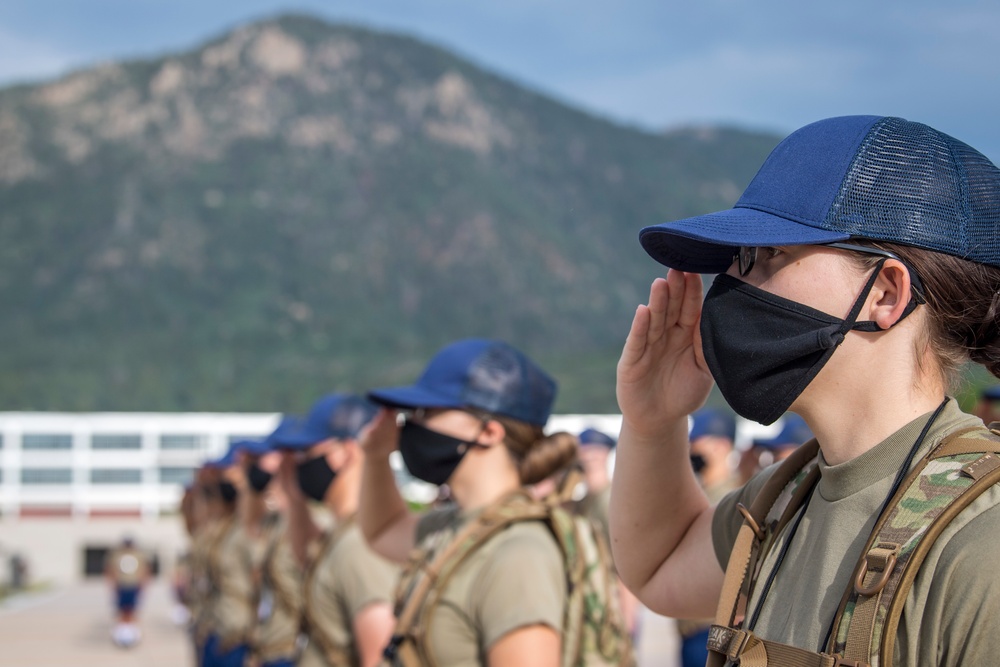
[700,261,917,425]
[218,481,239,503]
[690,454,707,474]
[296,455,337,502]
[247,462,273,494]
[398,421,482,486]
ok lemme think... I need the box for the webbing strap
[302,517,356,667]
[707,626,855,667]
[707,441,821,667]
[388,492,547,667]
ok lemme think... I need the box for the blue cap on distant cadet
[639,115,1000,273]
[232,438,271,457]
[689,407,736,443]
[579,427,616,449]
[368,338,557,426]
[205,443,240,468]
[271,394,379,450]
[981,385,1000,401]
[754,414,814,450]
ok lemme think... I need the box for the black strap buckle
[383,634,405,660]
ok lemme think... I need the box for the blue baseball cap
[231,438,271,456]
[271,394,379,450]
[205,443,240,468]
[981,385,1000,401]
[265,415,304,449]
[754,414,813,450]
[689,407,736,443]
[639,116,1000,273]
[579,427,616,448]
[368,339,557,426]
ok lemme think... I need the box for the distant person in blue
[105,535,150,648]
[737,414,814,484]
[975,384,1000,424]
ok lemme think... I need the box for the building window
[92,434,142,450]
[22,434,73,450]
[21,468,73,484]
[90,469,143,484]
[160,434,208,450]
[159,467,196,485]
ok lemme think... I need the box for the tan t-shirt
[205,517,256,646]
[400,501,567,666]
[299,522,400,667]
[106,547,149,587]
[712,399,1000,666]
[577,485,612,547]
[254,515,303,662]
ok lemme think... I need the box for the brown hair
[489,415,579,485]
[848,241,1000,388]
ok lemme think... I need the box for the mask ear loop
[847,258,924,334]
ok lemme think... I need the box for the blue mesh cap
[205,443,240,468]
[271,394,379,449]
[754,414,814,450]
[640,116,1000,272]
[689,407,736,442]
[579,427,617,448]
[232,438,272,457]
[368,339,557,426]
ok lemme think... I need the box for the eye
[760,246,782,259]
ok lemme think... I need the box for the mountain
[0,14,780,413]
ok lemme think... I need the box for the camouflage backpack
[384,490,635,667]
[706,424,1000,667]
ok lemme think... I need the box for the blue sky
[2,1,999,161]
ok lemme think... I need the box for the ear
[870,259,916,329]
[478,419,507,447]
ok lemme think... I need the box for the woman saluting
[610,116,1000,667]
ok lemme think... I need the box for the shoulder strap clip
[853,544,898,597]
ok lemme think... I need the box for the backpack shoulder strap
[832,426,1000,667]
[386,492,547,667]
[301,516,358,667]
[711,438,821,651]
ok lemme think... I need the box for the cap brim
[640,206,850,273]
[270,427,332,450]
[367,385,466,411]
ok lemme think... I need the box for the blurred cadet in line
[575,427,641,637]
[737,413,814,484]
[273,394,398,667]
[105,535,151,648]
[244,419,304,667]
[676,407,737,667]
[360,339,633,667]
[195,444,255,667]
[975,384,1000,423]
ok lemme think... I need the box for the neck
[450,465,521,512]
[240,491,267,535]
[797,345,946,465]
[700,462,731,489]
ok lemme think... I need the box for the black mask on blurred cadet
[399,422,482,486]
[699,264,916,425]
[247,462,273,493]
[689,454,707,475]
[296,455,337,502]
[218,481,239,503]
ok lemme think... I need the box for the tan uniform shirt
[712,399,1000,666]
[299,522,399,667]
[203,517,255,647]
[106,547,149,587]
[577,485,612,547]
[253,515,303,662]
[190,518,222,635]
[399,503,566,666]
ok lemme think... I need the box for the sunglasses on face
[733,242,926,302]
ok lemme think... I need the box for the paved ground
[0,579,192,667]
[0,579,678,667]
